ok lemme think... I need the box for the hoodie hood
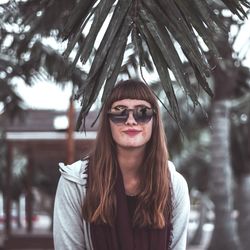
[59,160,87,186]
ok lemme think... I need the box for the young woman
[53,79,190,250]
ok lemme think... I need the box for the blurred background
[0,0,250,249]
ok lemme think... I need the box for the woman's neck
[117,146,145,196]
[117,147,145,176]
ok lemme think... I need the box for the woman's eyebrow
[112,104,151,109]
[112,105,127,109]
[134,104,151,108]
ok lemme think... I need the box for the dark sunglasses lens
[109,110,128,124]
[109,107,154,124]
[134,107,154,123]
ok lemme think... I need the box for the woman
[53,79,190,250]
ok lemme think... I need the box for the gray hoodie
[53,160,190,250]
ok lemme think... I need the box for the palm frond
[0,78,24,120]
[1,0,249,129]
[76,13,132,130]
[137,16,182,127]
[60,0,249,130]
[79,0,116,64]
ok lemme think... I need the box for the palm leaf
[62,0,97,39]
[75,0,133,101]
[132,27,154,72]
[172,0,222,58]
[1,0,249,129]
[59,0,249,130]
[0,78,24,120]
[220,0,250,19]
[80,0,116,64]
[139,5,198,104]
[76,14,132,130]
[138,21,182,126]
[185,53,214,97]
[142,0,212,88]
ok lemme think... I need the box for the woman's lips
[123,130,141,136]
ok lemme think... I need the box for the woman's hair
[82,79,171,229]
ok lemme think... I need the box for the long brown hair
[82,79,171,229]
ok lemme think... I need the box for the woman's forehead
[111,99,151,108]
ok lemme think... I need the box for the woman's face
[109,99,154,150]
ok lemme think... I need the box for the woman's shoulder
[168,160,188,195]
[167,161,190,249]
[58,159,88,186]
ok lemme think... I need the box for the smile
[123,130,141,136]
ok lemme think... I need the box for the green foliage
[0,0,86,119]
[61,0,249,130]
[0,0,249,129]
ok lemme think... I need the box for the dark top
[126,195,138,221]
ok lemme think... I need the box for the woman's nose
[125,111,137,125]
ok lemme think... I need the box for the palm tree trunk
[237,175,250,250]
[207,100,242,250]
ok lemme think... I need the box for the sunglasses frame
[107,106,156,125]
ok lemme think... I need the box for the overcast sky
[15,80,73,110]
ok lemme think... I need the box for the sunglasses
[108,106,155,125]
